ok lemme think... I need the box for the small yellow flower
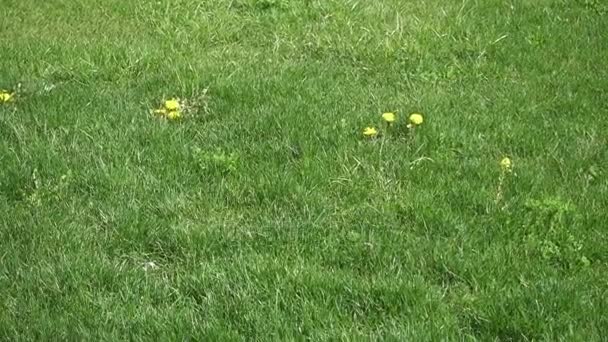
[164,99,180,111]
[166,110,182,120]
[0,91,14,103]
[500,157,512,172]
[408,113,424,127]
[363,127,378,137]
[382,112,396,123]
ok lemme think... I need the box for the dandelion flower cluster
[382,112,396,123]
[407,113,424,128]
[0,90,14,103]
[164,99,180,112]
[362,111,424,138]
[500,157,513,172]
[496,156,514,204]
[153,98,182,120]
[363,127,378,137]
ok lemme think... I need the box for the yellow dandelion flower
[363,127,378,137]
[166,110,182,120]
[382,112,396,123]
[164,99,180,111]
[500,157,512,172]
[408,113,424,127]
[0,91,14,103]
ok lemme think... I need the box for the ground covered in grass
[1,0,607,340]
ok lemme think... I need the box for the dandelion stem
[495,171,506,206]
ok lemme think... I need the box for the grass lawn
[1,0,607,340]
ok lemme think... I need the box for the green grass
[1,0,607,340]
